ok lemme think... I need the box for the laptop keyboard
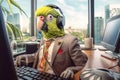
[16,66,68,80]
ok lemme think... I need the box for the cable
[108,55,120,69]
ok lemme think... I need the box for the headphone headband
[46,4,63,15]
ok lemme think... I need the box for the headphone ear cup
[56,16,65,30]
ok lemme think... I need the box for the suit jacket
[33,34,88,75]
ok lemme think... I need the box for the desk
[74,49,120,80]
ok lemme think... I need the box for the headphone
[41,4,65,32]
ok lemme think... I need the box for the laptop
[0,6,18,80]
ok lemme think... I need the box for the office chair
[80,68,120,80]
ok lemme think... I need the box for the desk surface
[74,49,120,80]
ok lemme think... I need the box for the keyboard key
[16,66,68,80]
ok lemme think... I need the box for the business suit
[33,34,88,75]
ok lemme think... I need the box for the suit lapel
[51,39,63,65]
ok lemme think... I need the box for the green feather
[35,6,60,17]
[42,18,65,39]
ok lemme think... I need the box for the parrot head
[35,5,65,39]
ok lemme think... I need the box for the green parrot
[35,5,65,39]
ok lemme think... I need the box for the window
[3,0,31,40]
[94,0,120,44]
[2,0,31,52]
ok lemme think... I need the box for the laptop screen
[0,6,18,80]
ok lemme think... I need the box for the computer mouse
[80,68,120,80]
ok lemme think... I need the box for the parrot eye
[46,14,54,21]
[39,16,45,21]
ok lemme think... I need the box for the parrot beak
[37,16,45,32]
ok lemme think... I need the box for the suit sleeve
[66,36,88,73]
